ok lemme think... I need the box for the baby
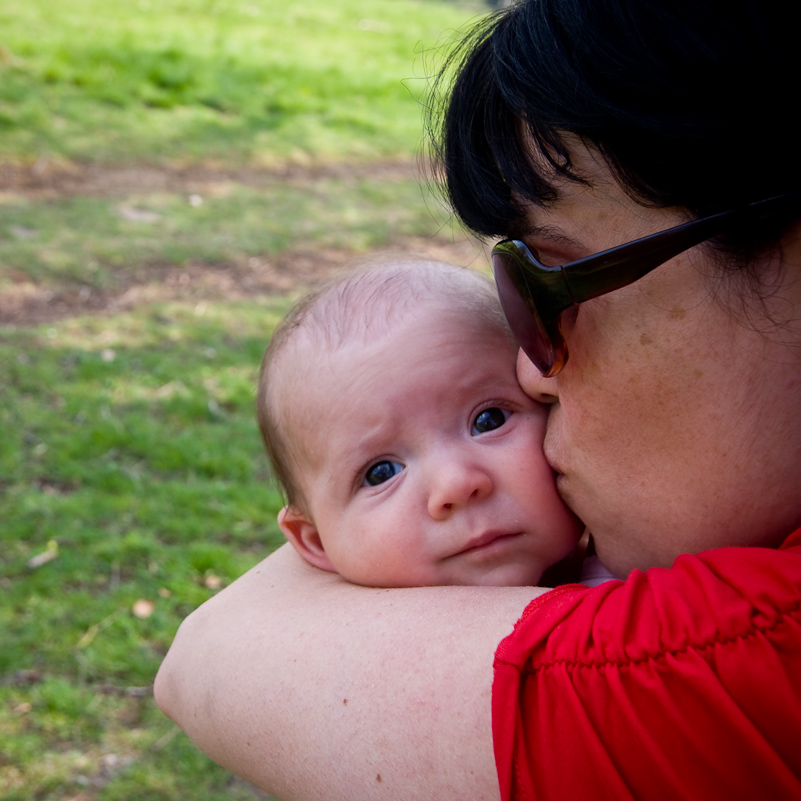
[256,257,585,588]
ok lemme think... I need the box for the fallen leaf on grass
[118,204,161,223]
[132,599,155,618]
[204,575,222,589]
[9,224,36,240]
[27,539,58,568]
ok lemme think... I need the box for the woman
[155,0,801,798]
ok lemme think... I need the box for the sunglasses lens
[492,254,557,375]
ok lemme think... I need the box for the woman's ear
[277,506,337,573]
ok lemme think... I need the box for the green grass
[0,0,484,165]
[2,301,290,629]
[0,0,488,796]
[1,300,291,798]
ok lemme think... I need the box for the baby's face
[282,303,582,587]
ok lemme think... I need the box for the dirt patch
[1,238,490,325]
[0,156,432,200]
[0,159,489,326]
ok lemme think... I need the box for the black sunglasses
[492,192,801,377]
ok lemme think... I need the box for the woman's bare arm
[154,544,548,801]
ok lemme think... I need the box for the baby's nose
[427,463,493,520]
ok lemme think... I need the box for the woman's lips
[545,445,566,488]
[542,426,564,475]
[543,444,563,476]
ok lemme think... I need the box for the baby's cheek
[508,425,555,484]
[520,406,549,444]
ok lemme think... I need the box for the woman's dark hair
[428,0,800,262]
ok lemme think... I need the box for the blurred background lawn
[0,0,491,798]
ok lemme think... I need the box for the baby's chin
[451,564,550,588]
[337,562,551,589]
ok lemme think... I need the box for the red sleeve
[492,529,801,801]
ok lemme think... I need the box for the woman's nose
[427,462,493,521]
[517,348,559,404]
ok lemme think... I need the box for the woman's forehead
[514,142,686,250]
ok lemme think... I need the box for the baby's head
[258,257,582,587]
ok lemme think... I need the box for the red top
[492,528,801,800]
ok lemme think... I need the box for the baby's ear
[277,506,337,573]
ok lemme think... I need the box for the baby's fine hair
[257,255,513,510]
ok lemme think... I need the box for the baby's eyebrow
[338,433,395,478]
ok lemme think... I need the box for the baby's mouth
[454,530,523,557]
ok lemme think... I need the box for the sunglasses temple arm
[562,216,734,302]
[562,194,801,303]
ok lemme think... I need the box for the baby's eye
[471,407,510,435]
[363,460,404,486]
